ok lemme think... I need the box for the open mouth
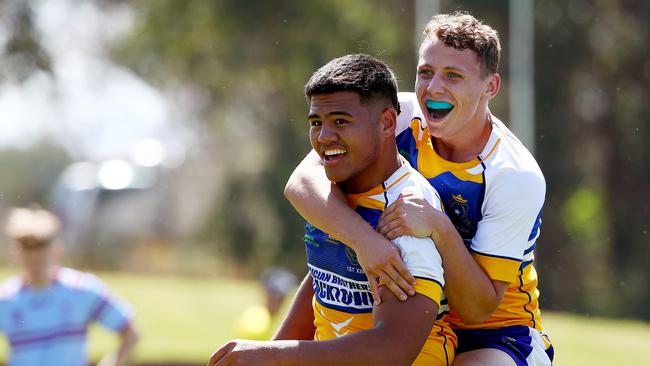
[425,100,454,119]
[322,147,347,162]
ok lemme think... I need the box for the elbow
[284,167,309,203]
[457,304,498,325]
[283,177,299,202]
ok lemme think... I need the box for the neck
[341,147,402,194]
[434,110,493,162]
[25,268,54,289]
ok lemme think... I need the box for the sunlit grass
[0,268,648,365]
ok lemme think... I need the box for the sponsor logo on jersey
[345,247,359,266]
[449,193,473,237]
[309,266,373,311]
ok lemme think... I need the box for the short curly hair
[421,11,501,78]
[305,53,401,114]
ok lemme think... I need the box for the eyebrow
[307,111,354,119]
[418,64,468,73]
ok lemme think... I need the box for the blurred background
[0,0,648,364]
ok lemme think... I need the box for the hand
[208,339,277,366]
[354,237,416,304]
[377,192,440,240]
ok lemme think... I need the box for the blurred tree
[0,142,71,207]
[0,0,52,82]
[114,0,416,274]
[534,0,650,319]
[71,0,650,320]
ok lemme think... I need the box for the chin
[324,169,348,184]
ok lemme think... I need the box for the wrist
[429,213,456,245]
[348,224,384,251]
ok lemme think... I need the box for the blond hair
[5,207,60,247]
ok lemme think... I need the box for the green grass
[1,269,649,365]
[542,312,650,365]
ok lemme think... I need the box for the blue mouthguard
[426,100,453,109]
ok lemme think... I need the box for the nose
[426,74,444,96]
[316,123,337,144]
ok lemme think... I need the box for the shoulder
[398,92,419,114]
[390,164,443,210]
[0,276,24,300]
[55,267,108,295]
[396,92,425,135]
[483,117,546,197]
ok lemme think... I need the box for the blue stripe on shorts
[455,325,554,366]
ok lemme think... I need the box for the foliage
[0,0,648,320]
[114,0,416,274]
[0,142,71,207]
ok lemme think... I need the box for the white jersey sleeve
[396,92,421,136]
[392,235,444,287]
[472,167,546,282]
[387,166,445,288]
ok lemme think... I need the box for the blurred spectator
[232,267,297,340]
[0,206,139,366]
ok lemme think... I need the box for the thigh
[454,326,553,366]
[453,348,517,366]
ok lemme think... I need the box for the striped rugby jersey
[305,162,456,365]
[0,267,133,366]
[396,92,546,331]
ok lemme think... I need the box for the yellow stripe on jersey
[314,296,457,365]
[345,171,411,210]
[472,252,521,283]
[313,300,372,341]
[379,276,442,307]
[448,263,543,331]
[410,122,484,184]
[412,278,443,307]
[345,195,385,211]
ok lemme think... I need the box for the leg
[453,348,517,366]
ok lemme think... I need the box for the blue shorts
[455,326,554,366]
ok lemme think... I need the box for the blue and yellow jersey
[305,162,456,365]
[396,92,546,332]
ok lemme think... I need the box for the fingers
[394,256,417,286]
[383,265,415,299]
[368,276,381,306]
[377,218,404,239]
[381,277,408,302]
[208,342,235,366]
[377,208,403,235]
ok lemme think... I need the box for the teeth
[324,148,346,156]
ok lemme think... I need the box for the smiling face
[415,36,500,142]
[308,91,391,193]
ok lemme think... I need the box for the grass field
[0,269,649,365]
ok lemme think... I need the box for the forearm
[266,287,428,366]
[432,219,503,323]
[273,274,316,340]
[211,288,432,366]
[257,327,411,366]
[98,325,138,366]
[284,150,383,250]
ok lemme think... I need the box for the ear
[485,73,501,99]
[379,107,398,138]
